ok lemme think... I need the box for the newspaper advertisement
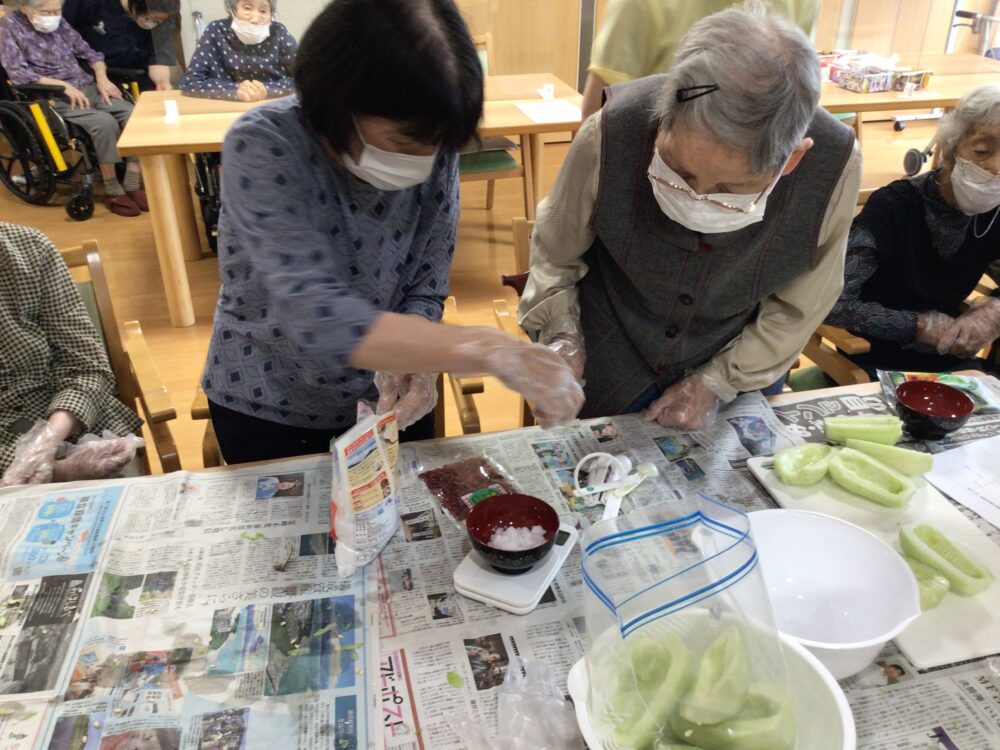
[0,699,49,750]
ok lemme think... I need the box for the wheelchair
[0,65,140,221]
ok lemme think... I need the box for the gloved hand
[945,298,1000,358]
[914,311,959,353]
[374,372,439,431]
[644,373,723,430]
[542,332,586,383]
[459,328,584,429]
[1,421,60,487]
[55,435,142,482]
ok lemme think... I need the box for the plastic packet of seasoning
[878,370,1000,414]
[417,453,520,528]
[330,403,400,577]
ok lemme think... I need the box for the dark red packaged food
[418,456,518,524]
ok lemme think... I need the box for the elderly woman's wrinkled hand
[95,75,123,107]
[945,298,1000,358]
[914,311,959,354]
[374,372,439,431]
[236,80,267,103]
[644,374,721,431]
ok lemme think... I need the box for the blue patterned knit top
[202,97,459,431]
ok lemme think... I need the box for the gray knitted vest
[578,75,855,417]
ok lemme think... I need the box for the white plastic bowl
[567,629,856,750]
[749,509,920,679]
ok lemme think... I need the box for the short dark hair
[295,0,484,152]
[128,0,180,15]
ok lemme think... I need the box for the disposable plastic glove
[945,298,1000,358]
[644,374,724,431]
[374,372,439,431]
[458,328,584,429]
[56,433,143,482]
[542,332,586,383]
[913,311,959,353]
[1,421,60,487]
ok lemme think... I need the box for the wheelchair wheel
[66,189,94,221]
[0,105,57,205]
[903,148,926,177]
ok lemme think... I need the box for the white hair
[655,0,820,174]
[11,0,62,9]
[936,83,1000,163]
[224,0,275,12]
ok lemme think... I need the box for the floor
[0,116,940,472]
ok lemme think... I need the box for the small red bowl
[895,381,974,440]
[466,494,559,575]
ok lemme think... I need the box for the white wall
[178,0,329,63]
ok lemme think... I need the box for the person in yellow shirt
[582,0,820,117]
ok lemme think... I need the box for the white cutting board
[747,456,1000,670]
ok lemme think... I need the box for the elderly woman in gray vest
[519,1,861,428]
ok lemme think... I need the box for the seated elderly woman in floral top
[0,0,147,217]
[826,83,1000,376]
[0,223,142,486]
[180,0,295,102]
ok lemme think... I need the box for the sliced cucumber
[668,682,796,750]
[902,555,950,610]
[611,634,694,750]
[678,626,750,725]
[845,439,933,476]
[773,444,833,486]
[828,448,915,508]
[825,415,902,446]
[899,525,995,597]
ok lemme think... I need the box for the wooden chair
[459,34,536,218]
[492,217,535,426]
[63,240,181,473]
[191,296,483,467]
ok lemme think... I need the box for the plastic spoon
[601,463,660,520]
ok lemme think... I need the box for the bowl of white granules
[466,494,560,574]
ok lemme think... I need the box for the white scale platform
[453,524,579,615]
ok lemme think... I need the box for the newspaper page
[0,455,382,749]
[0,699,50,750]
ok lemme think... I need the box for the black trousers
[209,400,436,465]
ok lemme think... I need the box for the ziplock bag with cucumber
[581,494,795,750]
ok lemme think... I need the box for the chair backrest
[502,217,533,297]
[472,33,495,76]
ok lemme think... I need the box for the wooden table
[117,75,582,327]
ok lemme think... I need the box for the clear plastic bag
[417,452,520,527]
[447,656,582,750]
[331,404,400,577]
[581,493,794,750]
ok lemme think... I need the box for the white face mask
[950,156,1000,216]
[647,148,788,234]
[30,14,62,33]
[341,121,438,191]
[231,16,271,45]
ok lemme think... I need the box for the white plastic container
[567,629,857,750]
[749,509,920,679]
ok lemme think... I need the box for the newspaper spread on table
[0,455,380,750]
[1,385,999,750]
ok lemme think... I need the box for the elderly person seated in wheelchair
[518,1,860,429]
[180,0,295,102]
[0,0,146,216]
[0,223,143,487]
[826,83,1000,376]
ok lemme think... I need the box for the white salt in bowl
[749,509,920,679]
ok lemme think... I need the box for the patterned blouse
[0,11,103,89]
[202,97,459,431]
[0,223,141,473]
[180,19,296,101]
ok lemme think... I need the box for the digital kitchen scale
[453,524,579,615]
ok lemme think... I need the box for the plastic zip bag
[330,404,400,577]
[417,451,520,527]
[581,493,794,750]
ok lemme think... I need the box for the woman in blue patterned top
[180,0,294,102]
[202,0,583,465]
